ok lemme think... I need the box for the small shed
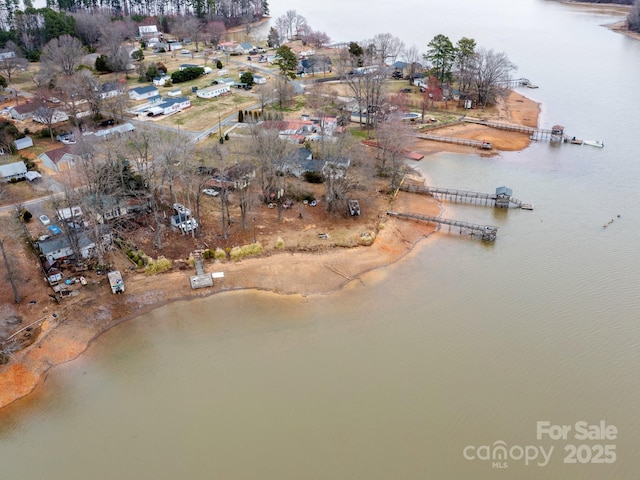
[14,136,33,150]
[495,186,513,208]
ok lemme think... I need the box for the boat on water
[583,140,604,148]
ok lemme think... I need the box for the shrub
[214,248,227,261]
[203,249,215,259]
[216,60,223,69]
[303,171,324,183]
[21,210,32,222]
[229,242,263,261]
[275,237,285,249]
[144,256,172,274]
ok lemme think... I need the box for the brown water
[2,1,640,478]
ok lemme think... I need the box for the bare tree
[370,33,404,65]
[41,35,85,76]
[402,44,422,85]
[470,47,517,110]
[33,100,57,141]
[73,11,105,52]
[0,42,28,84]
[100,20,133,76]
[374,114,412,190]
[273,74,295,111]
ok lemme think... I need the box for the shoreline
[0,92,540,411]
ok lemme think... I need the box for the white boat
[583,140,604,148]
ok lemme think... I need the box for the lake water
[2,1,640,478]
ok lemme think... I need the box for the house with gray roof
[14,136,33,150]
[0,161,27,181]
[128,85,159,101]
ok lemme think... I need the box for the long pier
[387,211,498,241]
[399,183,532,209]
[461,118,561,141]
[414,132,492,149]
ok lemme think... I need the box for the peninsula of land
[0,90,541,410]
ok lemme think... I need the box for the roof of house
[239,42,254,50]
[101,82,121,92]
[130,85,159,95]
[94,122,135,137]
[158,97,190,109]
[138,25,158,34]
[37,231,95,255]
[496,186,513,196]
[11,103,39,114]
[40,145,76,165]
[0,160,27,177]
[14,136,33,149]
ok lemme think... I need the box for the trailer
[107,270,125,294]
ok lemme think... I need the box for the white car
[173,203,191,216]
[39,214,51,226]
[202,189,219,197]
[179,219,199,233]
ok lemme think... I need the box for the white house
[38,146,79,172]
[138,25,159,38]
[152,75,167,86]
[0,51,16,61]
[129,85,160,101]
[100,82,123,99]
[0,161,27,181]
[147,97,191,116]
[196,85,231,99]
[253,75,267,85]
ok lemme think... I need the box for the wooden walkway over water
[462,118,562,141]
[414,132,493,149]
[387,211,498,241]
[399,183,532,209]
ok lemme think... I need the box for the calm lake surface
[2,1,640,478]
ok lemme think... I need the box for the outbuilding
[196,85,231,99]
[14,136,33,150]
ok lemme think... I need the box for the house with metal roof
[14,136,33,150]
[128,85,160,101]
[0,160,27,181]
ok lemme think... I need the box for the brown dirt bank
[0,92,540,410]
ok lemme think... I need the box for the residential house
[129,85,160,101]
[0,51,16,61]
[226,161,256,189]
[38,146,79,172]
[196,85,231,99]
[42,259,63,285]
[14,136,33,150]
[146,97,191,116]
[299,56,332,75]
[179,63,199,71]
[0,161,27,181]
[37,229,112,263]
[153,74,167,86]
[138,25,159,39]
[33,109,68,124]
[278,148,325,178]
[9,102,39,121]
[100,82,123,100]
[92,122,136,138]
[253,75,267,85]
[322,157,351,179]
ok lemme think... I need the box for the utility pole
[0,238,20,303]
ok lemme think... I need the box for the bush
[171,66,204,83]
[216,60,223,69]
[275,237,285,249]
[229,242,263,261]
[144,256,172,275]
[214,248,227,261]
[203,249,215,259]
[21,210,32,222]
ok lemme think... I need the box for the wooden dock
[399,183,532,210]
[387,211,498,241]
[190,250,213,289]
[414,132,493,150]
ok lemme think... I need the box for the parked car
[39,214,51,225]
[99,119,115,127]
[181,49,190,54]
[179,219,199,233]
[202,189,219,197]
[173,203,191,217]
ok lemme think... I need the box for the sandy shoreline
[0,92,540,410]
